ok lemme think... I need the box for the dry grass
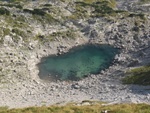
[0,103,150,113]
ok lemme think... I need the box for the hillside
[0,0,150,108]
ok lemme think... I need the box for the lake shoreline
[37,44,119,81]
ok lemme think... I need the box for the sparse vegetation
[3,28,10,36]
[35,30,76,43]
[32,14,58,25]
[12,28,26,38]
[43,4,52,7]
[23,8,58,24]
[128,13,146,20]
[34,34,45,42]
[122,66,150,85]
[23,8,46,16]
[47,30,76,40]
[69,0,127,19]
[1,0,27,3]
[0,7,10,15]
[0,103,150,113]
[139,0,150,4]
[0,3,22,9]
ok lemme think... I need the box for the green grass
[0,103,150,113]
[69,0,127,20]
[122,66,150,85]
[0,7,10,15]
[68,0,146,20]
[3,28,10,36]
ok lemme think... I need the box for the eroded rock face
[0,0,150,108]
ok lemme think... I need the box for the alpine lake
[37,44,119,81]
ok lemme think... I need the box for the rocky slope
[0,0,150,108]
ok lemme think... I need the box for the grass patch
[0,3,22,9]
[128,13,146,20]
[3,28,10,36]
[0,103,150,113]
[122,66,150,85]
[0,106,9,112]
[11,28,30,43]
[139,0,150,4]
[23,8,46,16]
[34,30,76,43]
[12,28,26,38]
[1,0,26,3]
[23,8,58,24]
[91,1,127,17]
[69,0,145,20]
[32,14,58,25]
[0,7,10,15]
[47,30,76,40]
[69,0,127,20]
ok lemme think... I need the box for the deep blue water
[37,44,119,81]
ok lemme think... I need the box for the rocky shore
[0,0,150,108]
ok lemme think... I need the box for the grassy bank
[0,103,150,113]
[123,66,150,85]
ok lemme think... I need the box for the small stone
[0,59,3,63]
[28,46,34,50]
[101,110,111,113]
[71,83,80,89]
[13,70,16,73]
[81,102,91,106]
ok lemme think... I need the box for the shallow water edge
[37,44,119,81]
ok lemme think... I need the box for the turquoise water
[37,44,119,81]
